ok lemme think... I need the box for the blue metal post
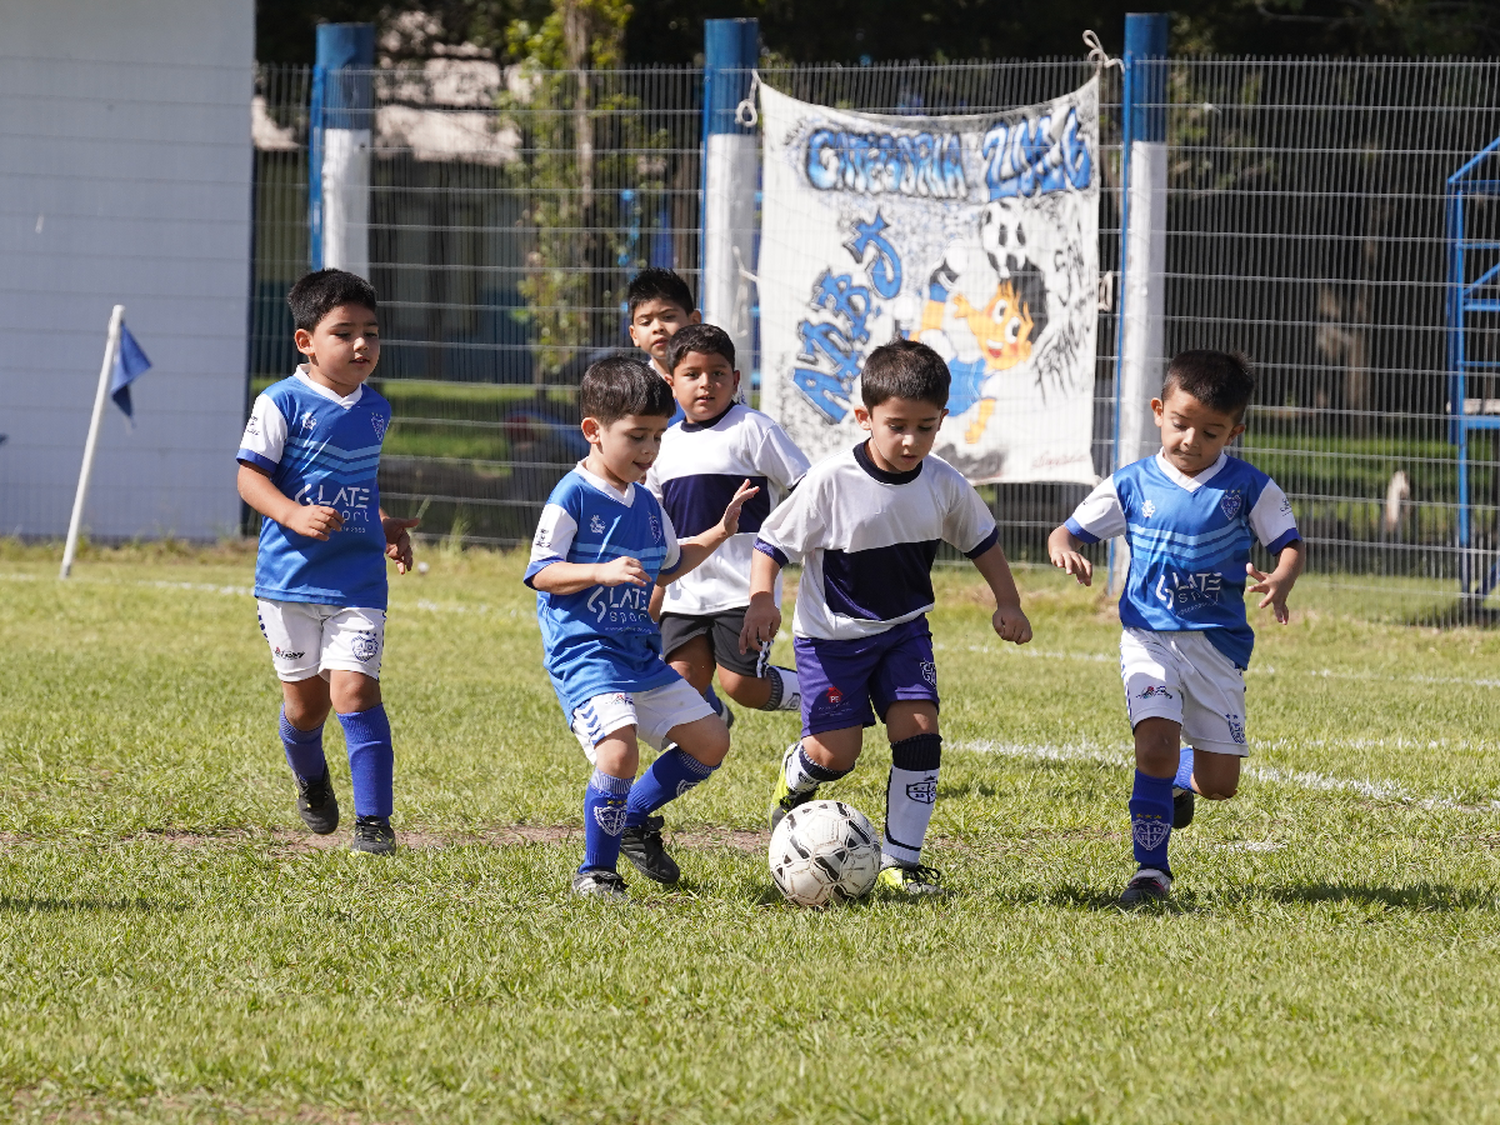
[310,23,375,271]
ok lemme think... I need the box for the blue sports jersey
[237,370,391,609]
[525,465,685,715]
[1066,452,1300,667]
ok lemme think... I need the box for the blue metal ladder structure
[1447,136,1500,595]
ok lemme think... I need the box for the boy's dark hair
[288,269,379,332]
[860,338,951,409]
[580,353,675,423]
[1162,350,1256,419]
[627,267,695,318]
[665,322,735,374]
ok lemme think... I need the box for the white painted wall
[0,0,254,540]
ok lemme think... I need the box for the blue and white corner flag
[108,323,151,418]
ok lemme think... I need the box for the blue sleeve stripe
[1065,517,1101,545]
[523,555,565,588]
[1266,529,1302,554]
[754,539,789,568]
[964,526,1000,559]
[237,449,278,473]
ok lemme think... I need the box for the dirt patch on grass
[9,1090,392,1125]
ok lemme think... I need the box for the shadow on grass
[0,895,189,914]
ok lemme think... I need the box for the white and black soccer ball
[979,197,1032,276]
[768,799,881,908]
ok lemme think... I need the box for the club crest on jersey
[590,515,607,534]
[1141,499,1156,518]
[1132,815,1170,851]
[371,414,388,441]
[593,802,627,836]
[905,777,937,804]
[300,411,318,433]
[1220,490,1243,519]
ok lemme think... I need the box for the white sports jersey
[754,442,999,641]
[646,403,810,616]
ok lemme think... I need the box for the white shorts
[257,599,385,682]
[1119,628,1249,757]
[570,679,716,763]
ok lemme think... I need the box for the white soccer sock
[783,741,846,793]
[882,734,943,866]
[761,665,801,712]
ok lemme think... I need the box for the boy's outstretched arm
[380,509,420,575]
[1247,539,1304,624]
[738,548,783,654]
[658,479,759,586]
[1047,524,1094,586]
[531,555,650,595]
[238,462,343,540]
[971,542,1032,645]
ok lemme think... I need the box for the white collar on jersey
[574,461,636,506]
[294,366,365,409]
[1155,449,1228,492]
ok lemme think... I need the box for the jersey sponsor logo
[649,512,662,543]
[272,646,306,660]
[1225,713,1247,744]
[1141,499,1156,518]
[1279,497,1293,514]
[905,776,937,804]
[295,483,374,527]
[1155,569,1223,609]
[1220,490,1243,519]
[1132,814,1170,851]
[351,631,380,663]
[919,660,937,686]
[584,583,651,625]
[1137,684,1173,700]
[534,525,552,549]
[826,685,844,706]
[371,414,388,441]
[592,801,628,836]
[590,515,607,534]
[244,415,261,437]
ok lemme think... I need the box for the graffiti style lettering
[844,212,902,299]
[806,128,965,198]
[809,271,876,344]
[981,107,1092,199]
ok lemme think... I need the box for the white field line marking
[957,739,1500,814]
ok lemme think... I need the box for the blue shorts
[793,616,939,737]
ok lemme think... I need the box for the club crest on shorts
[1220,490,1243,519]
[919,660,937,686]
[1225,712,1247,744]
[351,631,380,663]
[905,777,937,804]
[1132,815,1170,851]
[371,413,387,441]
[593,803,627,835]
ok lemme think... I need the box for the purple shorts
[793,616,939,737]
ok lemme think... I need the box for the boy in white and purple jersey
[646,323,810,724]
[740,339,1033,896]
[1049,350,1304,905]
[526,354,757,898]
[236,269,419,856]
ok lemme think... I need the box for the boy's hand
[739,595,781,655]
[1247,562,1294,624]
[1049,544,1093,586]
[596,556,650,587]
[993,604,1033,645]
[286,504,343,541]
[719,479,761,538]
[383,516,420,575]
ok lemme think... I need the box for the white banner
[758,79,1100,483]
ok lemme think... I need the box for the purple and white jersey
[1065,450,1300,668]
[646,403,809,616]
[754,442,999,641]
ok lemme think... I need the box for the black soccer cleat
[1172,787,1196,830]
[1118,867,1171,906]
[295,768,340,835]
[619,815,681,884]
[350,815,396,856]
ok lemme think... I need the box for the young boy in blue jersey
[1048,350,1304,905]
[646,323,809,720]
[526,354,758,899]
[237,269,419,856]
[741,339,1033,896]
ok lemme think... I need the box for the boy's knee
[1199,781,1238,801]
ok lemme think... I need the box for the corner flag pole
[60,304,125,580]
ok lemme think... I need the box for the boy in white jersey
[741,339,1033,895]
[526,355,757,898]
[646,323,809,720]
[1048,350,1304,905]
[626,267,700,379]
[236,270,419,856]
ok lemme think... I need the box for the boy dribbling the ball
[236,269,419,856]
[1047,350,1303,905]
[740,339,1033,895]
[526,355,757,898]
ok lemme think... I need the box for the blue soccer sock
[1173,747,1196,792]
[582,769,633,873]
[623,748,717,828]
[703,683,725,715]
[279,707,327,781]
[1130,769,1174,875]
[337,704,393,820]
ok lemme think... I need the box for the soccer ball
[768,799,882,907]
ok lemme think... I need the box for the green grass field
[3,542,1500,1123]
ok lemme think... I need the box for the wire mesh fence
[250,55,1500,622]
